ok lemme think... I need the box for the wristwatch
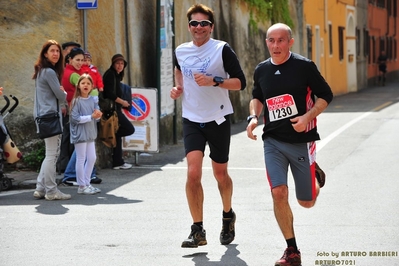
[247,114,258,123]
[213,76,224,87]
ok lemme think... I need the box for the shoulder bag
[35,86,62,139]
[99,72,116,114]
[98,111,119,148]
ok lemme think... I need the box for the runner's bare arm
[247,98,264,140]
[290,98,328,132]
[171,68,183,100]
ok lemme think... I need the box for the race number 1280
[266,94,298,122]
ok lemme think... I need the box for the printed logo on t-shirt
[266,94,298,122]
[274,70,281,75]
[181,56,211,79]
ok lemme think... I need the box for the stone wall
[0,0,83,166]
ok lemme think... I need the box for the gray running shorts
[263,137,317,201]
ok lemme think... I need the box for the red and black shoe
[275,247,302,266]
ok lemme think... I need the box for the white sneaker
[45,190,71,200]
[88,185,101,193]
[113,163,132,170]
[77,186,96,195]
[33,190,45,199]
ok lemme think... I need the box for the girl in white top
[70,74,102,195]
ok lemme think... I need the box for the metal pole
[171,1,177,144]
[135,151,140,165]
[83,9,88,50]
[124,0,132,85]
[156,0,161,122]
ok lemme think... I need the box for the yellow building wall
[304,0,356,95]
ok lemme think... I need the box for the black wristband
[247,115,258,123]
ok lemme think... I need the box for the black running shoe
[181,224,207,248]
[220,211,236,245]
[315,163,326,188]
[90,177,102,184]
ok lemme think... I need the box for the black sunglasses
[188,20,212,27]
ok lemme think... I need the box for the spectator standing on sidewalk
[170,4,246,248]
[58,47,85,174]
[32,40,71,200]
[102,54,135,170]
[69,74,102,195]
[62,50,102,185]
[246,23,333,266]
[57,42,81,171]
[57,41,81,174]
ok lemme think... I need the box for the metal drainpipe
[124,0,131,85]
[171,1,177,144]
[83,10,88,50]
[386,3,389,37]
[324,0,328,80]
[324,0,327,33]
[394,7,397,37]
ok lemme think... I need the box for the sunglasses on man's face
[188,20,212,27]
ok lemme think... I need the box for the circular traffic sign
[123,93,151,121]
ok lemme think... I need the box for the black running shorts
[183,115,231,164]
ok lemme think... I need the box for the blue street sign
[76,0,97,9]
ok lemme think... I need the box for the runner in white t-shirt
[170,3,246,249]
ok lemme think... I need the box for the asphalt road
[0,82,398,266]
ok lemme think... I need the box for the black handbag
[35,112,62,139]
[99,72,117,114]
[98,91,115,113]
[35,83,63,139]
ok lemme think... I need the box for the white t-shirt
[175,38,233,123]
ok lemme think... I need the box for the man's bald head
[267,23,292,40]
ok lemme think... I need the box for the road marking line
[0,190,31,197]
[317,112,372,151]
[318,101,393,151]
[373,101,392,111]
[131,165,265,170]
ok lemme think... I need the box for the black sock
[223,208,233,218]
[286,238,298,250]
[194,222,203,229]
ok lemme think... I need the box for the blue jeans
[62,150,96,183]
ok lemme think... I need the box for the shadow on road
[182,244,248,266]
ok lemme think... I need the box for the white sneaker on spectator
[45,190,71,200]
[77,186,96,195]
[113,163,132,170]
[88,185,101,193]
[33,190,45,199]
